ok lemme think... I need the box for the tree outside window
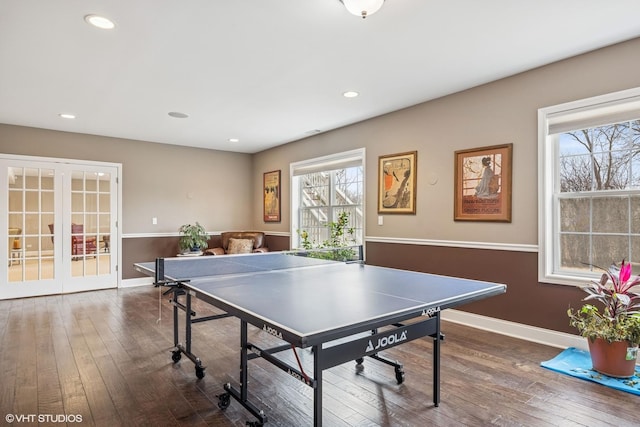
[557,120,640,274]
[296,167,363,250]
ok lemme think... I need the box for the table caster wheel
[217,393,231,410]
[355,358,364,365]
[195,366,205,379]
[171,351,181,363]
[395,367,405,384]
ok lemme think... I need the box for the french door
[1,157,119,299]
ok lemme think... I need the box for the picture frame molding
[263,170,281,223]
[454,143,512,222]
[377,150,418,215]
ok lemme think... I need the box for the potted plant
[178,222,209,254]
[567,259,640,377]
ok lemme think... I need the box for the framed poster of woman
[263,170,281,222]
[454,144,512,222]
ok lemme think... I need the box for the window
[290,149,364,249]
[539,88,640,284]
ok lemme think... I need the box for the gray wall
[252,37,640,245]
[0,125,252,234]
[3,37,640,334]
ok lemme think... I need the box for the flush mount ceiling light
[340,0,385,19]
[168,111,189,119]
[228,138,239,143]
[58,113,76,119]
[84,14,116,30]
[343,91,359,98]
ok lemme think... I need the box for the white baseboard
[441,309,588,351]
[120,277,154,288]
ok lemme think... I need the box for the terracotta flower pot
[588,338,638,378]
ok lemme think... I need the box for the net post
[154,257,165,284]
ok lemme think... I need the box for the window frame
[538,87,640,285]
[290,148,365,250]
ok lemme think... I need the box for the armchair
[47,223,97,258]
[71,223,97,257]
[204,231,269,255]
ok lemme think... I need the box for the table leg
[185,292,192,355]
[220,320,266,425]
[173,289,179,348]
[433,311,441,406]
[313,344,323,427]
[240,320,249,401]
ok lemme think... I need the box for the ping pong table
[135,250,506,426]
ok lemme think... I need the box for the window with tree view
[539,89,640,284]
[296,166,363,250]
[558,120,640,275]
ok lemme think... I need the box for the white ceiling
[1,0,640,154]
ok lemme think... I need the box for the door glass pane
[99,176,110,192]
[71,193,83,211]
[71,169,110,278]
[25,191,38,211]
[24,168,39,189]
[9,191,22,211]
[86,176,97,192]
[99,194,110,212]
[6,162,115,294]
[25,213,39,234]
[97,172,111,275]
[7,166,56,283]
[41,170,54,190]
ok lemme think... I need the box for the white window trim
[538,86,640,285]
[290,148,365,249]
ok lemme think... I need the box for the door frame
[1,154,122,298]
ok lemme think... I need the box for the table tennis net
[151,245,363,285]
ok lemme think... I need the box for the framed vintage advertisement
[378,151,417,214]
[263,170,281,222]
[454,143,512,222]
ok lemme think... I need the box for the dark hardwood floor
[1,286,638,426]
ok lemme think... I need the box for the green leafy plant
[178,222,209,253]
[567,259,640,345]
[297,211,357,261]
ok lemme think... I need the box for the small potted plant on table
[567,259,640,378]
[178,222,209,255]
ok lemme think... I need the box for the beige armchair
[205,231,269,255]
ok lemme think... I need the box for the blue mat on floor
[541,347,640,395]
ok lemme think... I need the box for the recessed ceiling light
[228,138,239,143]
[343,91,359,98]
[84,14,116,30]
[59,113,76,119]
[168,111,189,119]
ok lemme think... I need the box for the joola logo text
[263,324,283,339]
[421,306,441,317]
[365,330,407,352]
[287,369,311,385]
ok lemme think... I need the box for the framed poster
[263,170,281,222]
[454,143,512,222]
[378,151,417,214]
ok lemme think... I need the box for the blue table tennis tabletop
[135,252,506,348]
[135,251,507,426]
